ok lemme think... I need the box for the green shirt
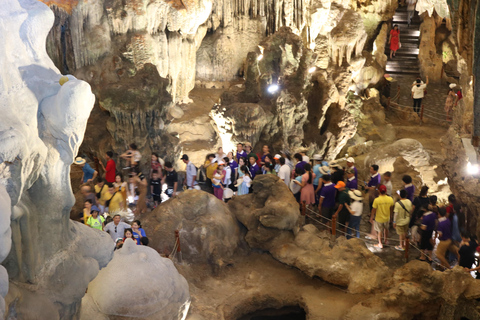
[87,215,105,230]
[338,188,350,214]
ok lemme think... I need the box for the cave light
[467,162,479,175]
[257,54,263,61]
[372,42,377,55]
[267,84,279,93]
[308,67,316,73]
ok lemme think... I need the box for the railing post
[332,215,337,237]
[405,237,410,263]
[175,230,183,263]
[301,201,306,216]
[397,85,400,103]
[420,104,424,122]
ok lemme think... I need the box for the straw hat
[313,154,323,161]
[449,83,457,89]
[223,188,234,199]
[349,189,363,201]
[329,161,342,169]
[320,166,330,175]
[74,157,86,165]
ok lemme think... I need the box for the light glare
[308,67,316,73]
[257,54,263,61]
[267,84,279,93]
[467,162,479,175]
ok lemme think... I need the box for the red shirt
[105,159,116,183]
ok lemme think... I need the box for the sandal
[395,246,405,251]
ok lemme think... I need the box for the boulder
[142,190,241,267]
[82,239,190,320]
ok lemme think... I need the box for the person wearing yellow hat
[334,181,350,234]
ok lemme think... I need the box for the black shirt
[165,170,178,189]
[151,179,161,195]
[459,240,478,268]
[331,169,344,185]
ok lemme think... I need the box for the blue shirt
[82,163,95,183]
[133,228,146,245]
[313,164,322,185]
[320,183,336,208]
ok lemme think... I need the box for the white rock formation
[0,0,114,318]
[81,239,191,320]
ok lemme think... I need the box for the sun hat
[223,188,234,199]
[449,83,457,89]
[320,166,330,175]
[274,154,281,160]
[349,189,363,201]
[313,154,322,161]
[378,185,387,193]
[334,181,346,189]
[74,157,86,165]
[90,205,100,213]
[346,157,355,163]
[244,142,252,147]
[329,161,342,169]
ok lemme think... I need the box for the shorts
[436,239,458,258]
[395,224,409,235]
[166,188,174,198]
[420,229,434,250]
[374,221,389,233]
[152,194,161,202]
[322,207,335,220]
[338,210,350,225]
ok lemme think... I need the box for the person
[227,152,238,190]
[347,189,363,239]
[82,199,93,224]
[345,169,357,190]
[445,84,458,121]
[411,76,429,115]
[150,170,162,207]
[132,171,147,215]
[204,154,217,193]
[281,150,293,170]
[114,174,128,209]
[273,154,282,173]
[237,166,252,196]
[366,164,381,211]
[258,145,272,166]
[300,150,310,163]
[86,205,105,230]
[215,147,225,161]
[382,172,392,197]
[248,154,261,179]
[95,178,109,213]
[222,157,232,188]
[105,183,124,214]
[389,25,400,59]
[406,0,416,27]
[162,161,178,198]
[402,175,415,202]
[410,186,430,244]
[291,168,304,202]
[181,154,198,189]
[296,163,316,206]
[244,142,253,155]
[419,204,436,262]
[150,153,163,179]
[81,185,97,206]
[236,157,247,182]
[379,74,393,108]
[236,143,247,162]
[334,181,350,235]
[278,157,291,187]
[294,153,307,172]
[212,162,226,200]
[124,228,136,244]
[101,151,116,183]
[436,208,460,269]
[459,232,478,269]
[131,220,147,245]
[312,155,323,204]
[75,157,98,185]
[115,238,124,250]
[446,194,464,243]
[393,190,412,251]
[127,174,138,206]
[104,214,131,242]
[330,161,344,184]
[346,157,358,180]
[371,185,394,249]
[319,174,336,227]
[120,143,141,169]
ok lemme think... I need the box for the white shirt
[351,200,363,217]
[278,164,291,186]
[302,155,310,162]
[186,161,198,187]
[412,84,427,99]
[285,158,293,170]
[223,165,232,186]
[384,180,392,196]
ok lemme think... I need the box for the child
[347,189,363,238]
[237,166,252,196]
[264,163,276,175]
[86,205,105,230]
[150,153,163,179]
[383,172,392,197]
[150,170,162,207]
[123,228,137,244]
[212,162,226,200]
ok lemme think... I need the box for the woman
[296,163,316,206]
[212,162,226,200]
[114,174,128,208]
[204,153,217,193]
[127,174,138,205]
[132,171,147,215]
[291,167,303,203]
[264,163,276,175]
[123,228,136,244]
[132,220,147,245]
[86,205,105,230]
[389,25,400,59]
[281,150,293,170]
[237,165,251,196]
[445,84,457,121]
[410,186,430,244]
[150,153,163,179]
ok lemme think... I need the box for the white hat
[212,158,218,163]
[313,154,322,161]
[329,161,342,169]
[349,189,364,201]
[218,161,225,166]
[223,188,234,199]
[274,154,281,160]
[74,157,86,165]
[449,83,457,89]
[320,166,330,175]
[346,157,355,163]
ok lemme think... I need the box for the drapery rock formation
[80,239,191,320]
[1,1,114,318]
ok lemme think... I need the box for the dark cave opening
[237,305,306,320]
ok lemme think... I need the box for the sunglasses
[115,226,117,233]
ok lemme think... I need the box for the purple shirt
[404,184,415,202]
[295,161,307,172]
[236,151,247,161]
[249,163,261,179]
[229,160,238,171]
[368,173,381,187]
[346,177,358,190]
[437,217,452,241]
[421,211,436,231]
[320,183,336,208]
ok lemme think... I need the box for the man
[105,183,124,213]
[402,175,415,202]
[371,185,394,249]
[94,178,109,212]
[393,189,412,251]
[406,0,416,27]
[312,155,323,204]
[236,143,248,162]
[258,145,271,166]
[150,170,162,206]
[319,174,336,227]
[86,205,105,230]
[278,157,291,187]
[104,214,131,242]
[120,143,141,169]
[204,154,217,193]
[248,154,261,179]
[81,185,97,206]
[411,76,429,115]
[436,208,460,269]
[162,161,178,198]
[273,154,282,173]
[181,154,198,189]
[101,151,116,183]
[345,169,357,190]
[334,181,350,235]
[346,157,358,180]
[366,164,381,211]
[330,161,344,184]
[75,157,97,185]
[383,172,393,197]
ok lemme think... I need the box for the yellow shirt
[83,208,91,225]
[205,160,218,180]
[372,195,394,223]
[105,192,124,213]
[95,184,110,206]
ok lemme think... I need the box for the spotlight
[267,84,279,93]
[467,162,479,175]
[475,252,479,257]
[308,67,316,73]
[257,54,263,61]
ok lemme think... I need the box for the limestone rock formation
[81,239,191,320]
[141,190,241,267]
[0,1,115,318]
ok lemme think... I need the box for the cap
[90,205,100,213]
[335,181,346,189]
[116,238,124,244]
[384,74,393,81]
[248,153,258,161]
[211,158,218,163]
[449,83,457,89]
[378,185,387,193]
[181,154,189,160]
[217,161,225,165]
[346,157,355,163]
[74,157,86,165]
[274,154,281,160]
[313,154,322,161]
[348,189,363,201]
